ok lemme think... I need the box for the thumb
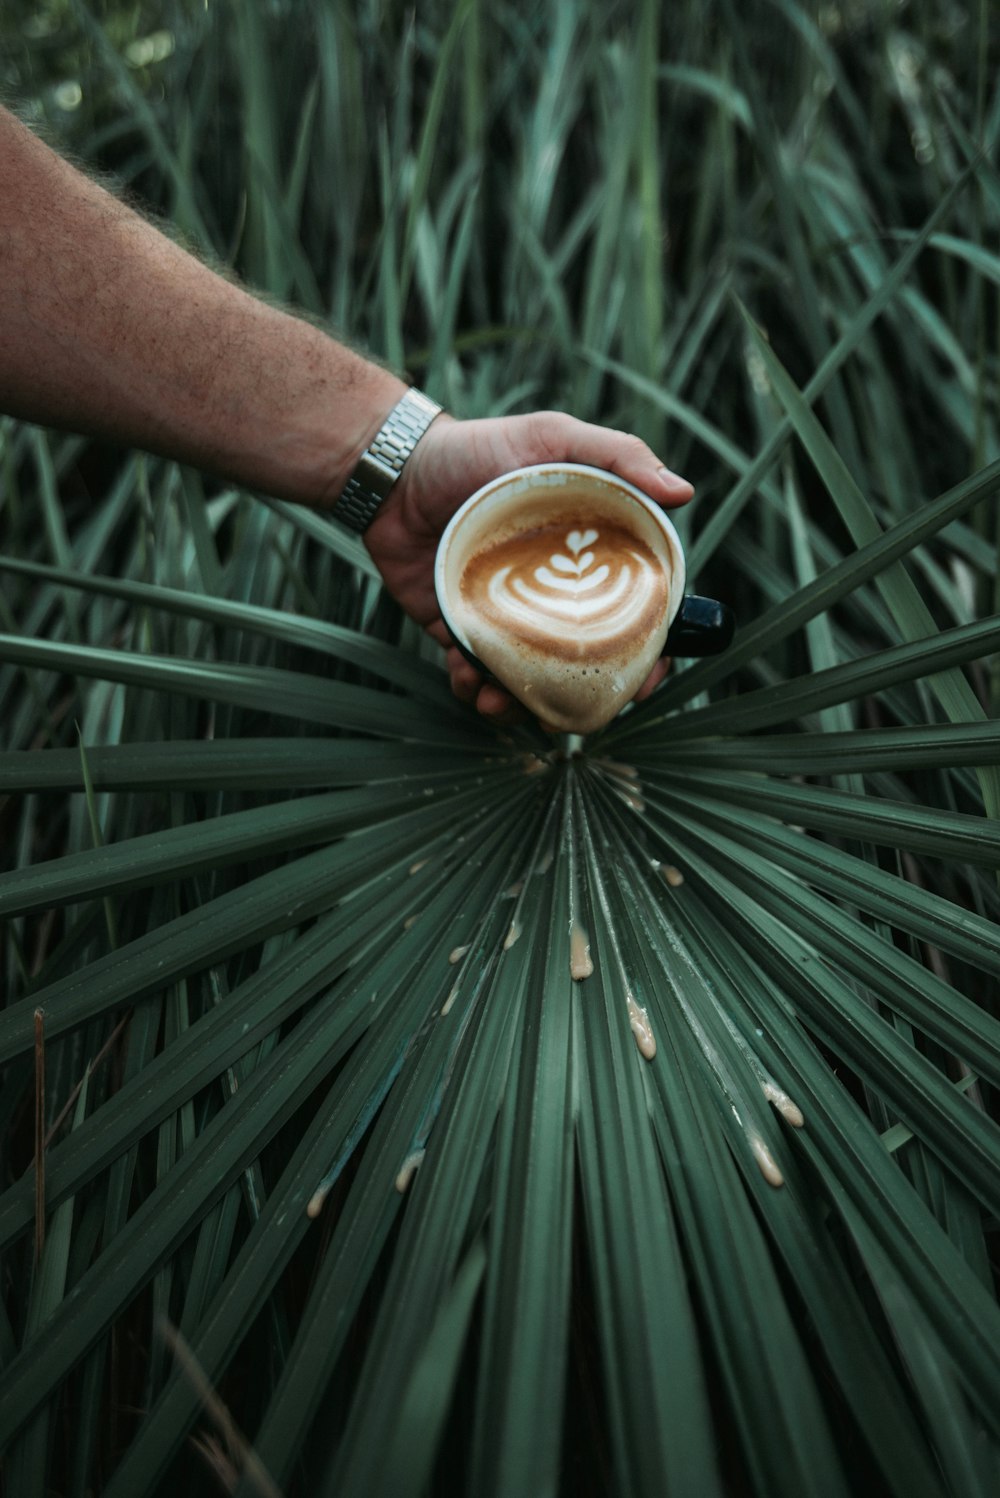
[524,412,695,508]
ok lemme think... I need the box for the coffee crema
[453,513,672,734]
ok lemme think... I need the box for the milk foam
[453,513,672,733]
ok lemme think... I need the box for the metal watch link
[336,387,443,532]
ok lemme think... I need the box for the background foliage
[2,2,1000,1495]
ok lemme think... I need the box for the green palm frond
[2,463,999,1495]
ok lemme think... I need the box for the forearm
[0,107,405,508]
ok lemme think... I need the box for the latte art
[462,522,668,660]
[494,526,659,643]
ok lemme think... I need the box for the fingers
[446,647,527,724]
[426,619,452,649]
[475,682,528,725]
[633,657,672,702]
[447,647,481,705]
[526,411,694,508]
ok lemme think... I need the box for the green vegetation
[2,2,1000,1494]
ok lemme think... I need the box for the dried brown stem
[159,1318,284,1498]
[44,1010,132,1149]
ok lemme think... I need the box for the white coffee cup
[435,463,732,734]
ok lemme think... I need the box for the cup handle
[664,595,735,657]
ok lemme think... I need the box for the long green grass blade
[738,304,999,814]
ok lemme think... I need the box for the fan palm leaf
[1,442,999,1494]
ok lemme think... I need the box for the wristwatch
[336,386,443,532]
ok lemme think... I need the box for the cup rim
[434,461,687,655]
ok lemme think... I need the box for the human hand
[365,410,695,724]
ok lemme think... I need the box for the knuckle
[527,410,579,459]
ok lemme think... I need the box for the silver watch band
[336,387,443,532]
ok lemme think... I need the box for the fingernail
[657,464,694,493]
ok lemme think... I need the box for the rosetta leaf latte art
[480,526,664,641]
